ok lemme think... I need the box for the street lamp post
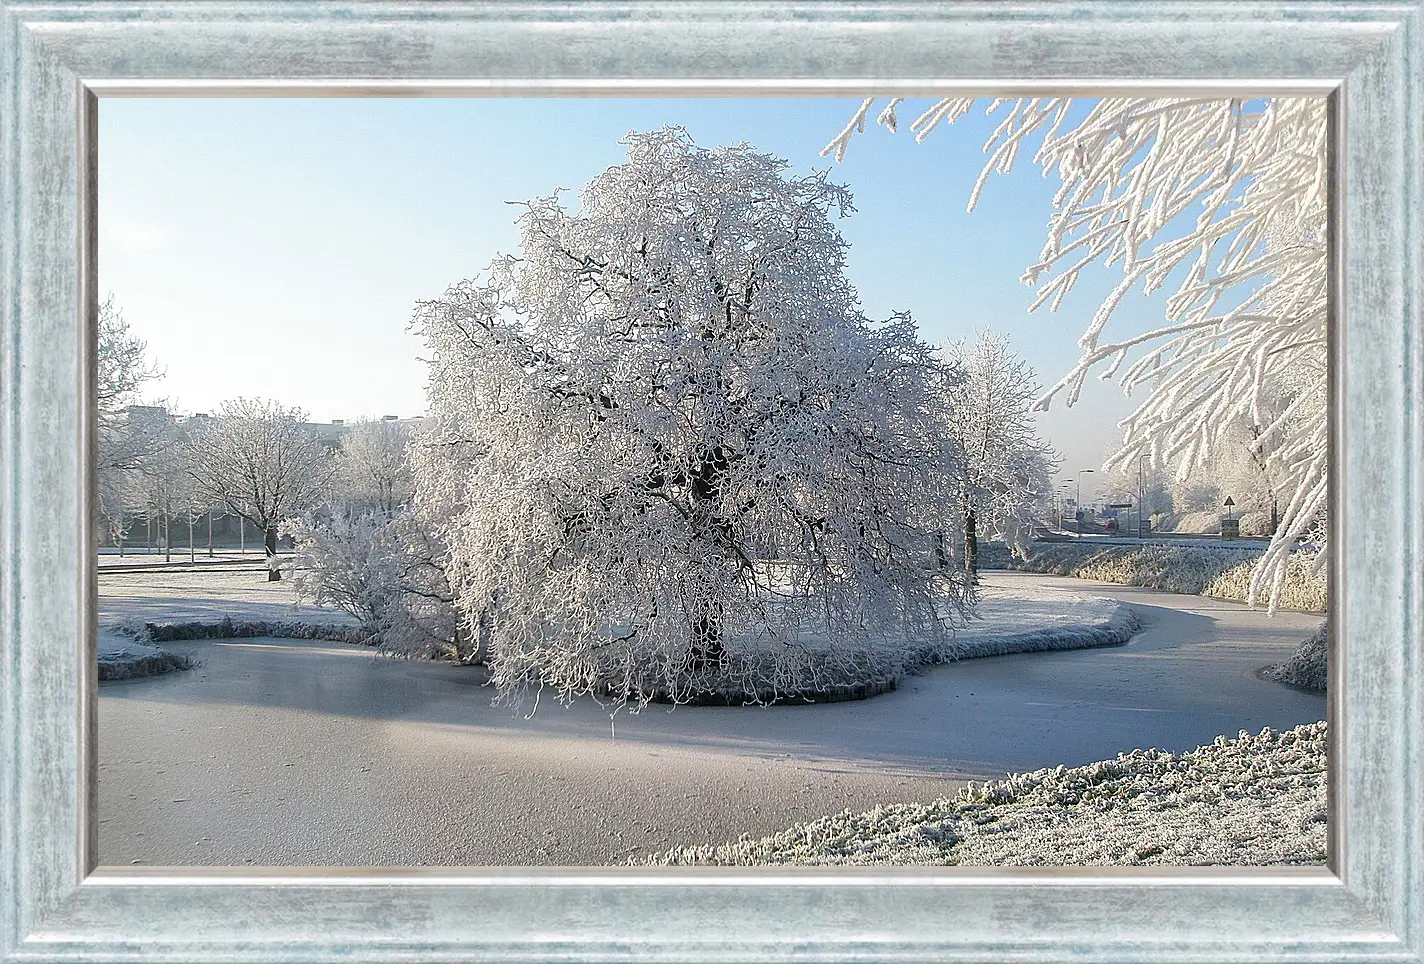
[1138,454,1149,539]
[1076,469,1095,539]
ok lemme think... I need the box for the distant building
[303,415,427,451]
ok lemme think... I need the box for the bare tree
[335,419,414,514]
[97,297,162,433]
[185,398,335,580]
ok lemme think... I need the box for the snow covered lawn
[646,721,1327,866]
[954,583,1138,658]
[981,541,1327,613]
[99,567,359,628]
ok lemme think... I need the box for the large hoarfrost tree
[185,398,335,580]
[825,97,1327,606]
[415,127,969,705]
[940,331,1057,575]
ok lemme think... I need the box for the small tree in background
[335,418,414,513]
[939,330,1058,577]
[96,297,165,546]
[97,296,163,467]
[414,128,971,705]
[185,398,335,580]
[126,410,196,561]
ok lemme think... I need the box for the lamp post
[1138,454,1149,539]
[1076,469,1095,539]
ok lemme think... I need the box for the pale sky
[98,96,1187,504]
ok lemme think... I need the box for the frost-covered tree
[939,330,1057,574]
[185,398,335,580]
[97,296,163,467]
[334,419,414,513]
[415,127,970,705]
[96,297,165,544]
[826,97,1327,606]
[125,410,200,561]
[283,505,462,655]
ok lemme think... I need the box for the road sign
[1106,503,1133,509]
[1224,496,1236,506]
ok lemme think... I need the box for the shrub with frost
[413,127,973,706]
[282,505,465,659]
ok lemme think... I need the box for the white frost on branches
[413,127,972,706]
[283,505,463,657]
[334,418,415,513]
[825,97,1328,607]
[939,331,1058,568]
[184,398,335,580]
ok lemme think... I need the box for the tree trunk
[265,525,281,581]
[688,601,726,672]
[964,507,979,584]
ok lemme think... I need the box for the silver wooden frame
[1,3,1420,962]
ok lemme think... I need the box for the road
[97,571,1326,866]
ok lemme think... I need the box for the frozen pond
[97,571,1325,866]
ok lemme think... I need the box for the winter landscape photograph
[95,95,1330,868]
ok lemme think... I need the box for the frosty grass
[981,541,1327,613]
[645,721,1327,866]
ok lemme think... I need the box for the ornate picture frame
[1,2,1420,961]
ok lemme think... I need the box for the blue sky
[98,96,1179,494]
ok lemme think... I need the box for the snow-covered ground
[646,721,1326,866]
[99,567,358,628]
[98,567,358,677]
[97,550,268,567]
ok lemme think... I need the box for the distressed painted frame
[1,2,1420,962]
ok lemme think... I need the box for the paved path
[97,571,1325,866]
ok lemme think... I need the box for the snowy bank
[97,629,194,680]
[99,568,365,675]
[645,721,1327,866]
[99,568,359,627]
[980,541,1327,613]
[98,566,1136,703]
[954,584,1139,658]
[634,584,1137,705]
[1263,622,1328,692]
